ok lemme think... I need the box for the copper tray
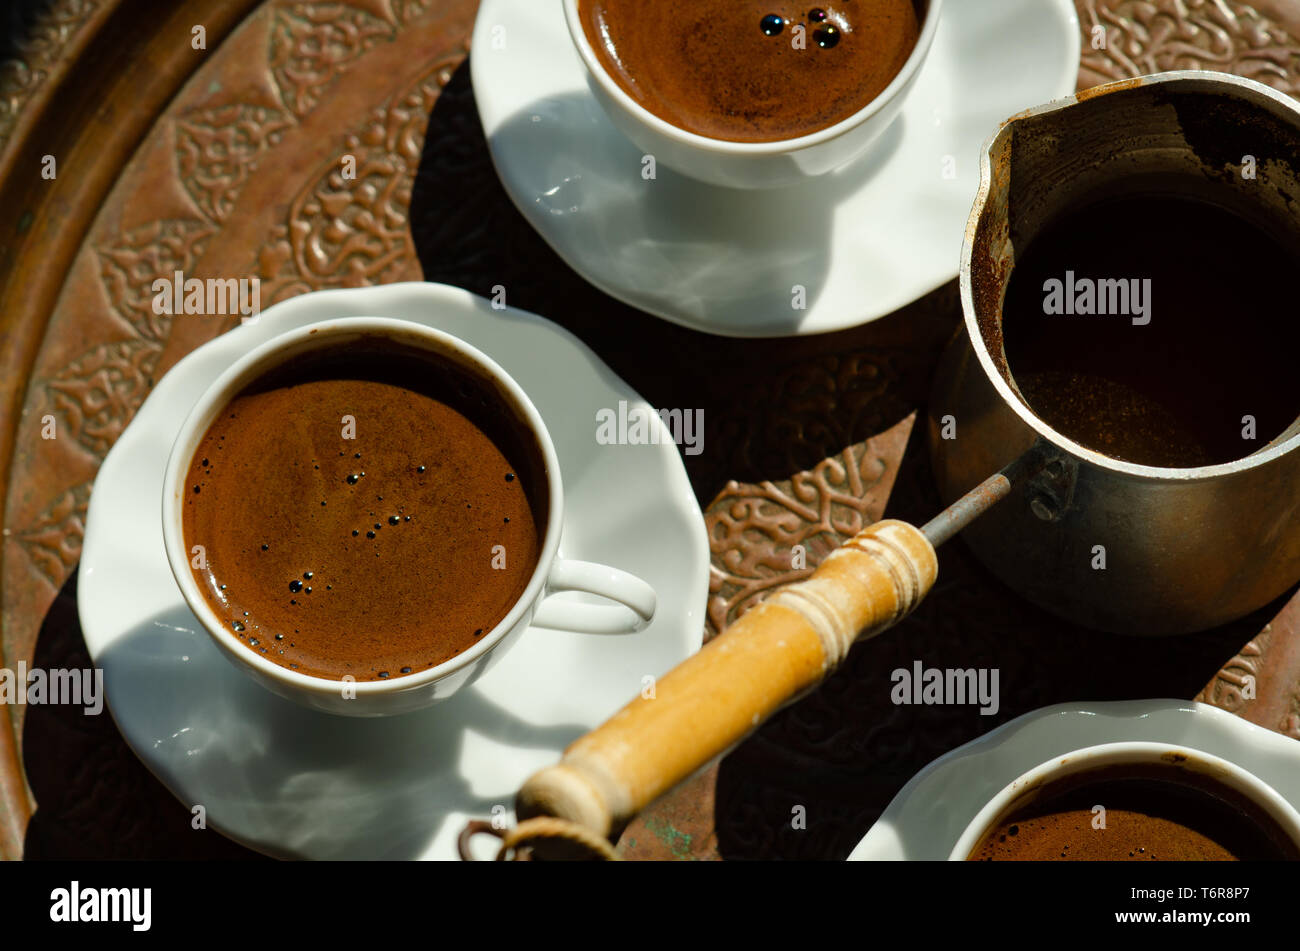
[3,0,1300,860]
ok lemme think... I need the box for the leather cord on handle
[457,817,619,861]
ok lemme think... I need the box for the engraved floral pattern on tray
[4,0,1300,861]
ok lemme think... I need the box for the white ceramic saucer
[470,0,1079,337]
[850,699,1300,860]
[77,282,709,860]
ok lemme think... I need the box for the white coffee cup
[949,742,1300,860]
[563,0,943,189]
[161,317,657,717]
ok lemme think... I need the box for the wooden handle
[516,519,938,844]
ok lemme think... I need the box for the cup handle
[530,558,657,634]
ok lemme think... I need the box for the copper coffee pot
[464,71,1300,859]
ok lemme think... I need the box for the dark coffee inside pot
[1001,192,1300,468]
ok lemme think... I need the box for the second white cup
[161,316,657,717]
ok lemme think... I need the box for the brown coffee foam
[968,763,1300,861]
[581,0,920,143]
[182,343,545,682]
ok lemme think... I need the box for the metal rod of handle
[921,445,1047,547]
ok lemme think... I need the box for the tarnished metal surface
[941,72,1300,635]
[3,0,1300,860]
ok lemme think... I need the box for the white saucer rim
[470,0,1082,338]
[848,698,1300,861]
